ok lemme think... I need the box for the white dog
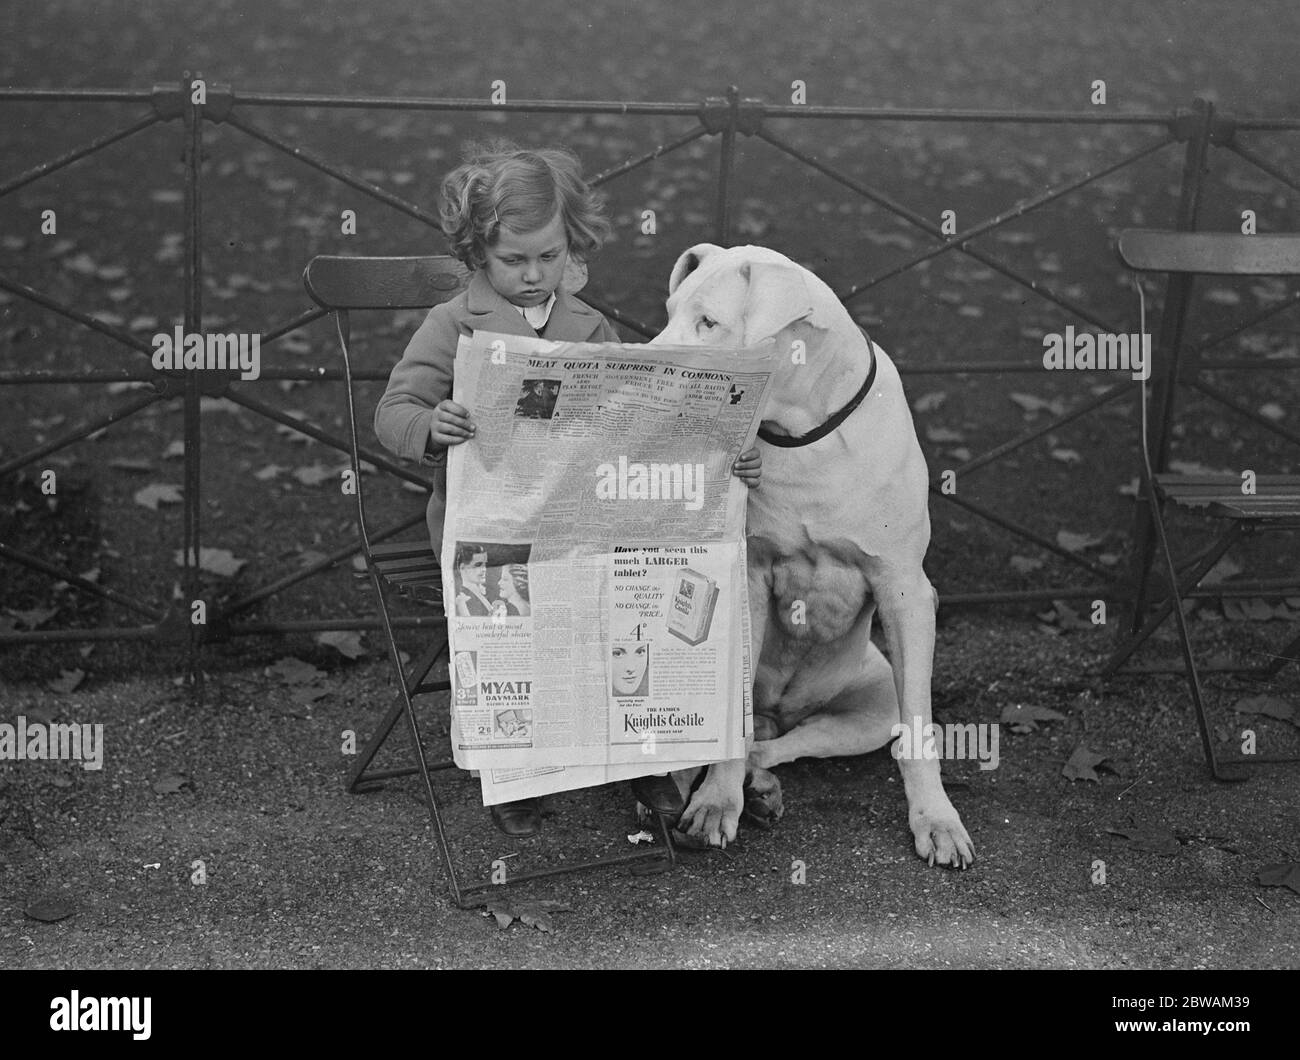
[649,244,974,869]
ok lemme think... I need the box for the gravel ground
[2,612,1296,969]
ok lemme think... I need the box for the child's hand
[732,446,762,488]
[431,399,475,447]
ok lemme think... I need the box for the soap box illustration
[453,651,479,708]
[666,568,719,646]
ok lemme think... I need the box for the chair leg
[1142,498,1228,776]
[348,575,678,907]
[1104,523,1242,677]
[451,799,678,908]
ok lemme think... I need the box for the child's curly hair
[439,140,611,270]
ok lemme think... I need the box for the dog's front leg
[876,572,975,869]
[675,554,768,848]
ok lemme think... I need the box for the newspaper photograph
[441,330,774,797]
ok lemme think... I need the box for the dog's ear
[741,260,822,345]
[667,243,725,296]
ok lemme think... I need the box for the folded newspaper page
[442,331,774,802]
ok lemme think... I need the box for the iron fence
[1,77,1297,675]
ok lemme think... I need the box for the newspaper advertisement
[442,330,774,802]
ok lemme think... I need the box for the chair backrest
[303,255,469,310]
[1116,229,1300,488]
[1117,230,1300,276]
[302,256,469,558]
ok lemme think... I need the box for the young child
[374,140,760,836]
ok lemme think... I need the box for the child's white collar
[514,292,556,330]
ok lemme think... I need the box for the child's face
[484,212,568,308]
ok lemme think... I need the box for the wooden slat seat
[1155,473,1300,519]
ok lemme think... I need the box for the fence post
[182,71,205,693]
[713,85,740,245]
[1121,97,1215,635]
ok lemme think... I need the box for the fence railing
[1,76,1297,676]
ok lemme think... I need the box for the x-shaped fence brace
[1,79,1298,682]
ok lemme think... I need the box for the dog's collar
[757,333,877,449]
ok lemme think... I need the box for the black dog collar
[756,333,877,449]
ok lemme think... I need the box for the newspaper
[442,330,774,803]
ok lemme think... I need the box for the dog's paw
[910,802,975,870]
[677,780,743,849]
[742,765,784,830]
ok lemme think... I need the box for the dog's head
[653,243,840,351]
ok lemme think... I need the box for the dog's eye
[699,316,718,330]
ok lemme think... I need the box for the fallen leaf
[266,657,325,684]
[515,904,555,933]
[289,686,331,706]
[292,463,335,487]
[134,483,183,510]
[297,550,329,569]
[1168,459,1230,476]
[1040,599,1095,631]
[1010,392,1066,416]
[316,630,366,659]
[63,252,98,275]
[1201,554,1243,585]
[24,897,76,923]
[273,413,313,443]
[162,440,186,459]
[173,547,247,577]
[912,391,947,414]
[47,669,84,694]
[1050,448,1082,465]
[480,897,569,932]
[1063,744,1108,782]
[152,772,193,794]
[1057,530,1105,553]
[627,830,656,845]
[1107,825,1181,856]
[6,606,59,630]
[1231,694,1296,725]
[254,464,287,481]
[1257,863,1300,895]
[1222,597,1284,622]
[998,702,1060,733]
[1258,402,1286,422]
[1009,555,1044,574]
[109,458,153,472]
[925,426,965,443]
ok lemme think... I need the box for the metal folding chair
[1103,231,1300,779]
[302,255,675,907]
